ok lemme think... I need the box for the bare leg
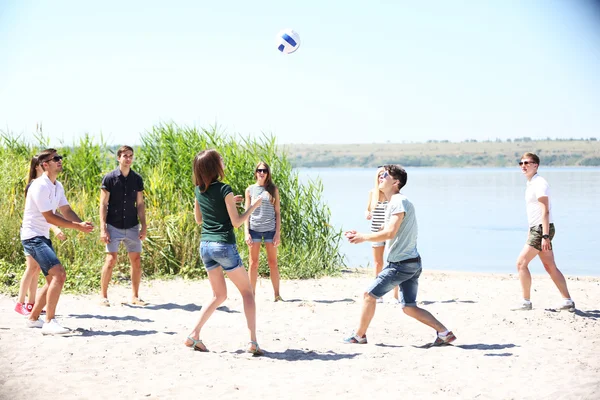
[18,256,40,304]
[186,268,227,346]
[402,306,447,332]
[538,250,571,299]
[101,253,118,299]
[356,293,377,337]
[29,265,66,322]
[27,269,40,304]
[128,252,142,300]
[265,243,280,298]
[516,245,539,300]
[226,266,258,344]
[247,243,261,295]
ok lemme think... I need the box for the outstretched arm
[346,212,404,244]
[225,192,262,228]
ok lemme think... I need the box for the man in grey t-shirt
[344,164,456,346]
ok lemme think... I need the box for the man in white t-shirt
[343,165,456,347]
[21,148,95,334]
[512,152,575,312]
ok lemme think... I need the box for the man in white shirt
[512,152,575,312]
[21,148,94,334]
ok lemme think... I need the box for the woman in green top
[184,149,264,355]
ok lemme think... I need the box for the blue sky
[1,0,599,145]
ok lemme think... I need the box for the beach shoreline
[1,270,599,400]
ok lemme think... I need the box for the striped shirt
[249,185,276,232]
[370,201,388,233]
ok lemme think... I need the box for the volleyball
[275,29,301,54]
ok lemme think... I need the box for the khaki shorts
[527,223,555,251]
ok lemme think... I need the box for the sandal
[274,295,284,302]
[185,336,208,352]
[130,298,148,306]
[247,341,264,356]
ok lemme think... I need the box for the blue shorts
[106,224,142,253]
[21,236,61,277]
[249,229,275,243]
[366,257,422,307]
[200,241,243,272]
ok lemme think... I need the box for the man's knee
[49,265,67,284]
[104,253,118,268]
[516,257,529,271]
[542,262,557,273]
[363,292,376,302]
[129,253,141,266]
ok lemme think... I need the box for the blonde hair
[368,167,385,212]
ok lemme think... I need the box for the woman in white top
[15,156,66,316]
[365,167,399,303]
[244,162,282,301]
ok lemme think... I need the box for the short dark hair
[117,145,134,158]
[384,164,407,191]
[521,152,540,165]
[37,148,58,171]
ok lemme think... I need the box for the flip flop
[185,336,208,352]
[247,341,264,356]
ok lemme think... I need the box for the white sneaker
[25,317,44,328]
[511,301,532,311]
[41,319,70,335]
[556,299,576,312]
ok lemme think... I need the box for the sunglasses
[45,155,63,163]
[256,169,268,174]
[518,161,535,166]
[380,171,390,178]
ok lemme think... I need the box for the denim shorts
[106,224,142,253]
[21,236,61,277]
[366,256,422,307]
[249,229,275,243]
[200,241,243,272]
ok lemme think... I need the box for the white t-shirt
[525,174,553,227]
[20,174,69,240]
[385,193,419,263]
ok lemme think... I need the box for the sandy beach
[1,270,599,400]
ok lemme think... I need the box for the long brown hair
[24,155,41,197]
[193,149,224,192]
[254,161,277,204]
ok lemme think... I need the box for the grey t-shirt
[385,193,420,263]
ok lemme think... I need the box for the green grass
[0,124,344,295]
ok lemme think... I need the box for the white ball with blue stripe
[276,29,301,54]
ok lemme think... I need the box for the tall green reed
[0,124,344,294]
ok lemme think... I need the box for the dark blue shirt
[101,168,144,229]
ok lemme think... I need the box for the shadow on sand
[67,314,153,323]
[234,348,360,361]
[69,328,176,337]
[456,343,519,351]
[312,298,356,304]
[419,299,477,305]
[139,303,240,313]
[547,309,600,320]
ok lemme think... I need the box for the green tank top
[195,182,235,244]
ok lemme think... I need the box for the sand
[1,270,599,400]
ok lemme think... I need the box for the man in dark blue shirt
[99,145,147,306]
